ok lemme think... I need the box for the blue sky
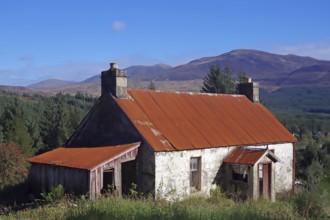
[1,0,330,86]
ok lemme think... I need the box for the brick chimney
[238,77,260,103]
[101,63,127,98]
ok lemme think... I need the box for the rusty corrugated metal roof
[116,90,296,152]
[28,142,140,170]
[224,148,266,165]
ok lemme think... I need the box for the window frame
[190,157,201,191]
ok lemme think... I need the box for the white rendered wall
[154,142,294,200]
[154,147,234,201]
[268,143,294,192]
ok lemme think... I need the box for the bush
[0,143,28,190]
[40,184,65,204]
[293,189,328,219]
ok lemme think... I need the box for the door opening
[121,160,137,195]
[102,168,115,193]
[258,163,271,199]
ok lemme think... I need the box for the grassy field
[2,193,293,220]
[2,179,329,220]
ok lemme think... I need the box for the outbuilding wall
[29,164,89,195]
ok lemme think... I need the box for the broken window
[232,164,248,183]
[102,169,115,194]
[190,157,201,191]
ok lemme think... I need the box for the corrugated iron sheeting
[28,142,140,170]
[117,90,296,152]
[224,148,266,165]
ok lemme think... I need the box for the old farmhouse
[29,63,296,201]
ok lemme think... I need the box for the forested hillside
[261,87,330,133]
[0,90,96,190]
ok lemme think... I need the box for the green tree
[201,65,236,94]
[0,126,4,144]
[147,80,156,90]
[237,70,247,83]
[0,98,34,156]
[41,94,70,149]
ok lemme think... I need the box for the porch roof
[28,142,140,171]
[223,148,279,165]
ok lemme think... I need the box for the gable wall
[65,94,156,197]
[66,94,141,147]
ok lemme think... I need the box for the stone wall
[268,143,294,192]
[154,147,234,200]
[154,142,294,201]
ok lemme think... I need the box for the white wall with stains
[154,142,294,201]
[268,143,294,192]
[154,147,234,201]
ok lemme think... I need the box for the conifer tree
[0,98,34,156]
[41,94,70,149]
[148,80,156,90]
[201,65,236,94]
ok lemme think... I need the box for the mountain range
[5,49,330,96]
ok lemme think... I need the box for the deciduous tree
[0,143,28,189]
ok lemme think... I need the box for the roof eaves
[88,142,141,171]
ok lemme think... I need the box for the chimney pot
[110,63,118,69]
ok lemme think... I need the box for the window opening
[190,157,201,191]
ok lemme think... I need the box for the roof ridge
[128,89,245,97]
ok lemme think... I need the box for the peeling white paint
[160,139,171,147]
[133,120,153,126]
[151,128,161,136]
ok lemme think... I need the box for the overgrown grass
[2,182,330,220]
[1,191,294,220]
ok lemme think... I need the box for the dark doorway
[102,169,114,193]
[121,160,137,195]
[258,163,271,199]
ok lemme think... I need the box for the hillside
[81,63,173,84]
[27,79,76,90]
[126,49,329,87]
[79,49,330,89]
[11,49,330,96]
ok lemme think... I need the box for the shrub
[0,143,28,190]
[40,184,65,204]
[293,189,328,219]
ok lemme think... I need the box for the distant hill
[80,49,330,88]
[4,49,330,96]
[279,63,330,86]
[127,49,328,85]
[0,85,48,96]
[81,63,173,84]
[27,79,76,89]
